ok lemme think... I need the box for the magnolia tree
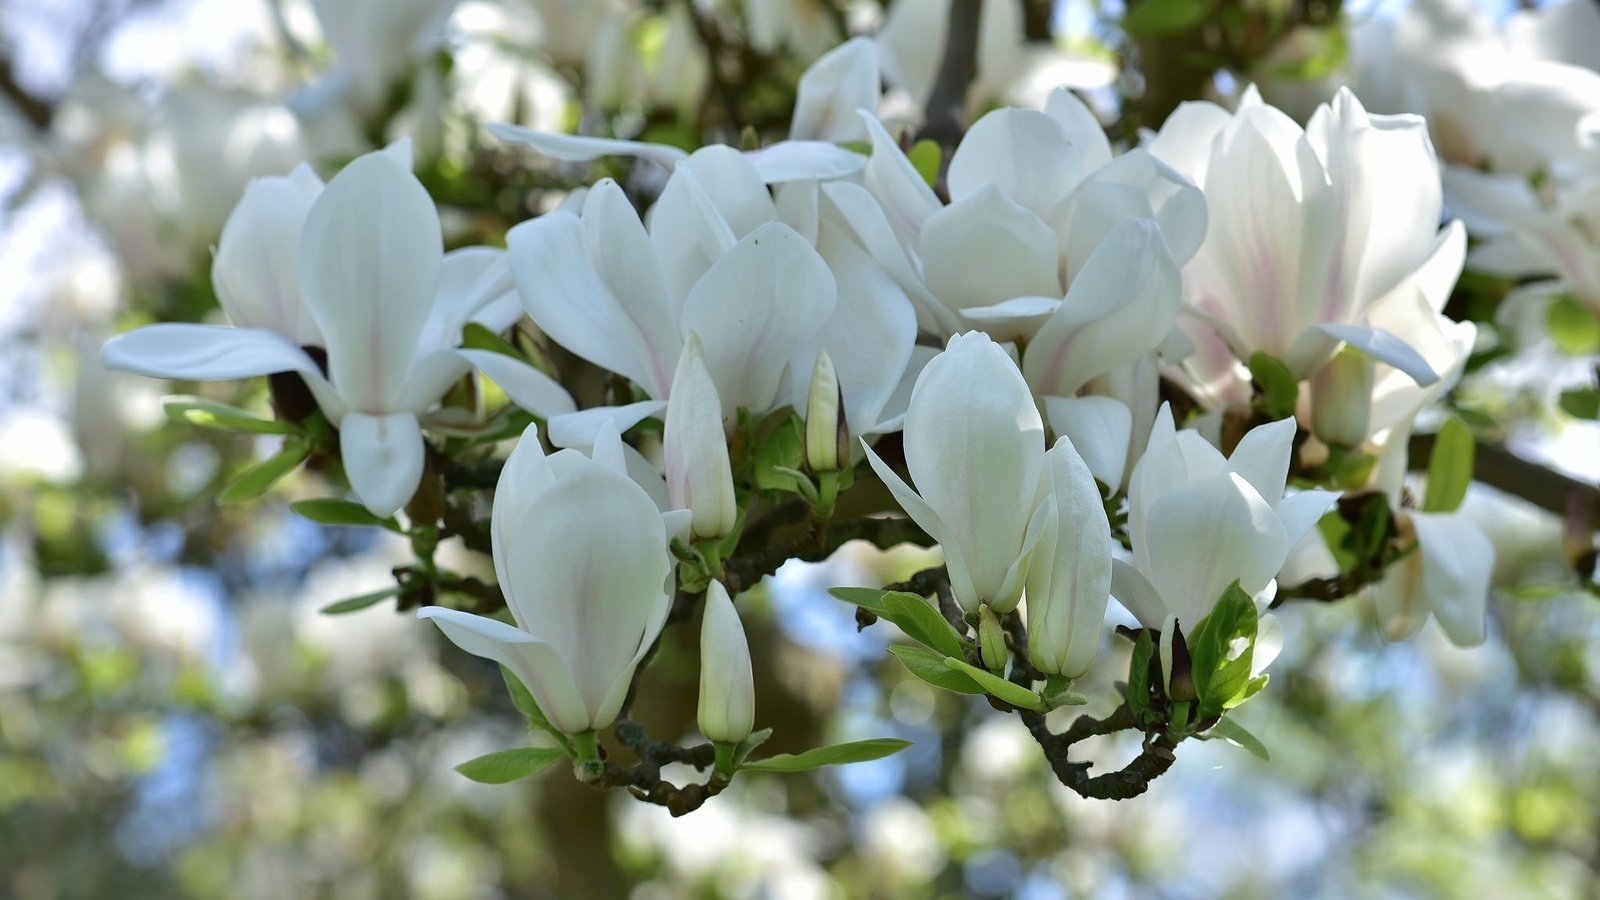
[71,0,1598,823]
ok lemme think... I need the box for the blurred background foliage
[2,0,1598,897]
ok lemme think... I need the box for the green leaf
[1208,717,1270,761]
[1559,387,1600,420]
[1123,0,1212,37]
[732,727,774,767]
[1226,673,1269,710]
[1422,416,1473,513]
[1126,629,1154,719]
[752,416,806,492]
[907,140,941,187]
[884,592,967,659]
[1247,352,1299,420]
[218,440,311,504]
[888,645,985,694]
[828,587,894,618]
[165,397,298,435]
[740,738,911,772]
[454,747,566,784]
[943,657,1044,710]
[1545,295,1600,355]
[291,498,403,532]
[319,586,400,615]
[1186,582,1258,718]
[499,666,562,739]
[461,322,524,359]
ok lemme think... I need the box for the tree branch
[917,0,983,177]
[1407,432,1599,520]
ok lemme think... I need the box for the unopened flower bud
[666,334,738,540]
[978,603,1009,673]
[698,581,755,744]
[1310,348,1374,448]
[805,350,848,473]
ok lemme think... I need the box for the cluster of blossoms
[103,35,1495,805]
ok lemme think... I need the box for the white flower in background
[1151,87,1455,411]
[418,424,682,735]
[743,0,841,62]
[698,580,755,744]
[873,0,1115,116]
[1441,168,1600,319]
[863,332,1053,615]
[103,144,573,516]
[790,37,881,143]
[1112,405,1338,634]
[1346,0,1600,174]
[306,0,459,116]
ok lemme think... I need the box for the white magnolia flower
[103,145,573,516]
[839,90,1204,342]
[1112,405,1338,634]
[1025,436,1113,679]
[790,37,882,143]
[863,332,1053,614]
[1152,87,1455,411]
[698,580,755,744]
[664,335,739,540]
[418,424,682,735]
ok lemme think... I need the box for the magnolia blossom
[418,424,685,735]
[103,144,573,516]
[698,580,755,744]
[864,332,1054,615]
[1112,405,1338,634]
[1025,436,1113,679]
[1152,87,1457,413]
[664,335,739,540]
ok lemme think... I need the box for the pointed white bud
[1310,347,1374,447]
[665,334,739,540]
[805,350,846,472]
[698,581,755,744]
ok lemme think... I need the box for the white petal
[1411,511,1493,647]
[790,37,880,142]
[919,183,1061,313]
[1042,86,1113,171]
[1026,437,1113,677]
[546,401,667,450]
[102,324,322,382]
[1142,472,1288,629]
[681,222,836,418]
[1317,323,1440,386]
[582,180,681,389]
[1024,218,1182,397]
[1226,416,1296,504]
[698,581,755,743]
[664,335,738,539]
[678,145,777,237]
[650,166,741,315]
[1043,395,1132,491]
[418,246,514,352]
[340,411,425,517]
[903,332,1044,609]
[1275,489,1340,557]
[947,107,1084,218]
[212,171,323,344]
[820,180,959,334]
[300,149,441,411]
[859,111,941,249]
[457,349,577,418]
[506,211,673,398]
[417,606,591,734]
[743,141,865,182]
[486,122,689,169]
[861,439,974,607]
[1110,558,1168,631]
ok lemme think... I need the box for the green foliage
[1558,387,1599,420]
[888,645,985,694]
[1545,295,1600,354]
[455,747,566,784]
[884,592,967,659]
[739,738,911,772]
[1422,416,1474,513]
[319,587,402,615]
[827,587,895,618]
[1248,352,1299,420]
[164,397,298,435]
[1207,717,1270,760]
[291,499,404,532]
[944,658,1045,710]
[1122,0,1213,36]
[218,439,310,504]
[1126,629,1156,723]
[1186,582,1260,718]
[907,140,942,187]
[460,322,525,359]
